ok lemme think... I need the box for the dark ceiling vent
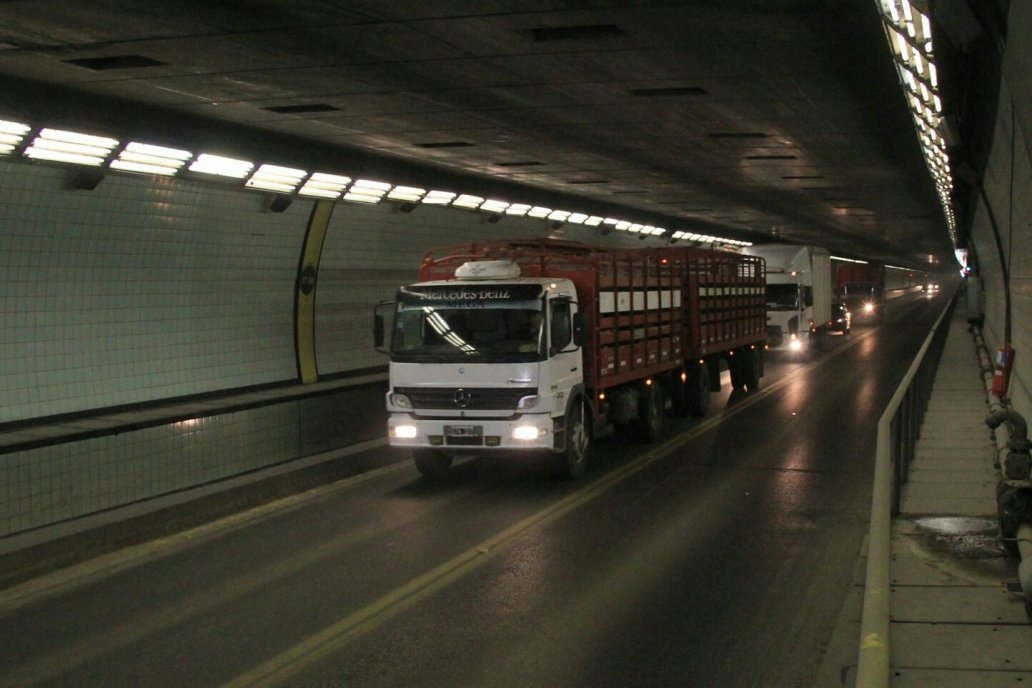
[566,179,610,185]
[494,161,543,167]
[782,175,824,180]
[632,87,708,97]
[531,24,625,42]
[710,132,767,139]
[63,55,167,71]
[415,141,473,149]
[745,154,798,160]
[264,104,340,114]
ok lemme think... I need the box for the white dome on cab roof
[454,260,521,279]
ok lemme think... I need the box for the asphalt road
[0,290,951,688]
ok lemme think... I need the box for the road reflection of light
[858,333,876,357]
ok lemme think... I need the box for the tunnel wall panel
[974,1,1032,423]
[0,162,305,424]
[0,385,385,538]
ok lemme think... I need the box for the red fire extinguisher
[991,344,1015,398]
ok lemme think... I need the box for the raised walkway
[818,299,1031,686]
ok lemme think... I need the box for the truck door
[546,296,583,405]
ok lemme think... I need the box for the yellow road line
[221,339,872,687]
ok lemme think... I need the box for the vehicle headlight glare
[391,393,413,409]
[789,338,803,352]
[512,426,540,441]
[393,425,418,439]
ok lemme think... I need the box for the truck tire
[636,382,665,443]
[556,398,590,479]
[413,450,453,480]
[740,345,762,392]
[686,362,710,417]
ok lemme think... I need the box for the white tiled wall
[973,2,1032,423]
[0,163,306,423]
[314,202,571,375]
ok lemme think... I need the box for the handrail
[855,291,956,687]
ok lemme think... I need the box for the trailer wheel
[686,362,710,417]
[740,346,762,392]
[413,450,453,480]
[556,398,590,479]
[636,382,665,443]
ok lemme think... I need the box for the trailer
[742,244,833,355]
[374,239,766,479]
[835,260,885,323]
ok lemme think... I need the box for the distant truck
[835,261,885,324]
[374,239,766,480]
[742,244,833,354]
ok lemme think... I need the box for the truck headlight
[389,393,413,409]
[863,302,875,313]
[512,426,541,441]
[392,424,418,439]
[789,337,803,352]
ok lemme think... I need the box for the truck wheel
[740,346,762,392]
[686,362,710,417]
[556,399,590,479]
[636,382,665,443]
[413,450,453,480]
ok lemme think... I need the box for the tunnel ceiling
[0,0,960,269]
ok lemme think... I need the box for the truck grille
[395,387,537,410]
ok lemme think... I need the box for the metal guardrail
[855,292,957,687]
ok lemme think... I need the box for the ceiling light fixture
[24,128,119,166]
[0,119,31,155]
[298,173,351,199]
[246,164,307,193]
[188,153,254,178]
[110,142,192,176]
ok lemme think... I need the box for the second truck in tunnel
[375,239,767,479]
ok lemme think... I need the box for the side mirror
[572,312,587,347]
[373,314,385,348]
[373,301,396,353]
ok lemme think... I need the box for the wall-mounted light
[25,128,118,166]
[298,172,351,199]
[110,142,191,176]
[188,153,254,178]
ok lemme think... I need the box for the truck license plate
[445,424,482,437]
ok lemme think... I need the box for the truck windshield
[765,283,800,310]
[390,285,545,362]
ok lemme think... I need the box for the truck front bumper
[388,413,558,452]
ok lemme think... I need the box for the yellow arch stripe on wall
[294,200,335,384]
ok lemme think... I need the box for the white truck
[374,239,767,480]
[742,244,833,354]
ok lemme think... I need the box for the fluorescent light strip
[24,128,119,166]
[246,164,307,192]
[452,194,484,209]
[344,178,391,204]
[387,186,427,202]
[480,199,510,213]
[0,119,30,155]
[110,142,192,176]
[422,190,456,205]
[527,206,552,218]
[298,172,351,199]
[189,153,254,178]
[506,203,531,216]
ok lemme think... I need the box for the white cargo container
[742,244,832,355]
